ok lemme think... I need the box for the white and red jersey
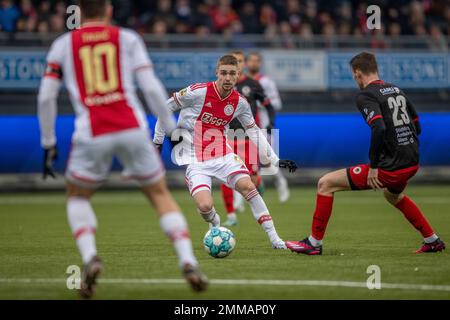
[43,23,153,142]
[154,81,259,165]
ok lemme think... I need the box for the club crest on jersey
[224,104,234,116]
[353,167,362,174]
[242,86,251,96]
[179,88,187,96]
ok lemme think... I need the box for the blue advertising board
[328,52,449,89]
[1,50,449,90]
[1,113,449,173]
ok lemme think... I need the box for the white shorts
[66,129,165,188]
[185,153,250,196]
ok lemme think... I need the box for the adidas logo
[205,102,212,108]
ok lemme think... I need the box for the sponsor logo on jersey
[224,104,234,116]
[379,87,398,95]
[366,111,375,122]
[200,112,228,126]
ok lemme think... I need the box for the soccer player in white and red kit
[153,55,298,249]
[37,0,207,298]
[246,52,291,203]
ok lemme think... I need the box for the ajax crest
[224,104,234,116]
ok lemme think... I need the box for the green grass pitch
[0,185,449,299]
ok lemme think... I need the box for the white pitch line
[1,278,450,292]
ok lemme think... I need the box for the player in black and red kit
[221,50,275,227]
[286,52,445,255]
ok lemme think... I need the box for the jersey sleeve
[405,96,421,135]
[356,91,383,127]
[125,30,153,72]
[235,97,257,129]
[44,36,65,80]
[172,85,198,109]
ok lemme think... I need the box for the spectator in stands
[428,24,447,51]
[259,3,277,33]
[239,1,260,34]
[152,0,176,33]
[285,0,302,33]
[193,2,213,32]
[16,0,37,32]
[0,0,20,32]
[208,0,239,33]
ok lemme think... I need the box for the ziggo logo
[200,112,228,126]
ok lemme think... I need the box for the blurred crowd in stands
[0,0,449,49]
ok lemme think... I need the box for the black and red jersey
[228,75,274,131]
[356,80,420,171]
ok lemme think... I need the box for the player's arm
[153,86,195,151]
[263,77,282,111]
[236,99,297,172]
[37,39,64,179]
[254,82,275,131]
[131,33,177,145]
[357,92,386,169]
[406,96,421,135]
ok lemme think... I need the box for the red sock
[395,196,434,238]
[255,175,262,188]
[311,194,334,240]
[221,184,234,215]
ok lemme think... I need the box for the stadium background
[1,0,449,191]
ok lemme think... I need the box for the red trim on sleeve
[246,121,256,129]
[368,115,382,125]
[262,99,270,106]
[173,93,182,108]
[134,64,153,72]
[44,73,62,79]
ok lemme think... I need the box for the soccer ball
[203,226,236,258]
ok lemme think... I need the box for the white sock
[160,212,198,267]
[67,197,98,264]
[308,235,323,247]
[245,190,282,243]
[275,171,287,184]
[227,213,237,221]
[424,233,439,243]
[198,207,220,227]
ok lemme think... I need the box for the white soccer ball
[203,226,236,258]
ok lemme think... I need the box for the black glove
[278,159,297,173]
[43,145,58,179]
[154,143,163,154]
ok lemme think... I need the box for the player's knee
[197,201,214,214]
[384,189,402,205]
[317,176,332,194]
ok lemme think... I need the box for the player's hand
[368,168,383,190]
[154,143,163,154]
[43,145,58,180]
[278,159,297,173]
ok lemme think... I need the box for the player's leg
[117,129,207,291]
[286,168,351,255]
[141,178,208,291]
[274,170,290,203]
[65,138,112,298]
[66,182,103,298]
[192,188,221,228]
[384,189,445,253]
[221,184,238,227]
[232,174,286,249]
